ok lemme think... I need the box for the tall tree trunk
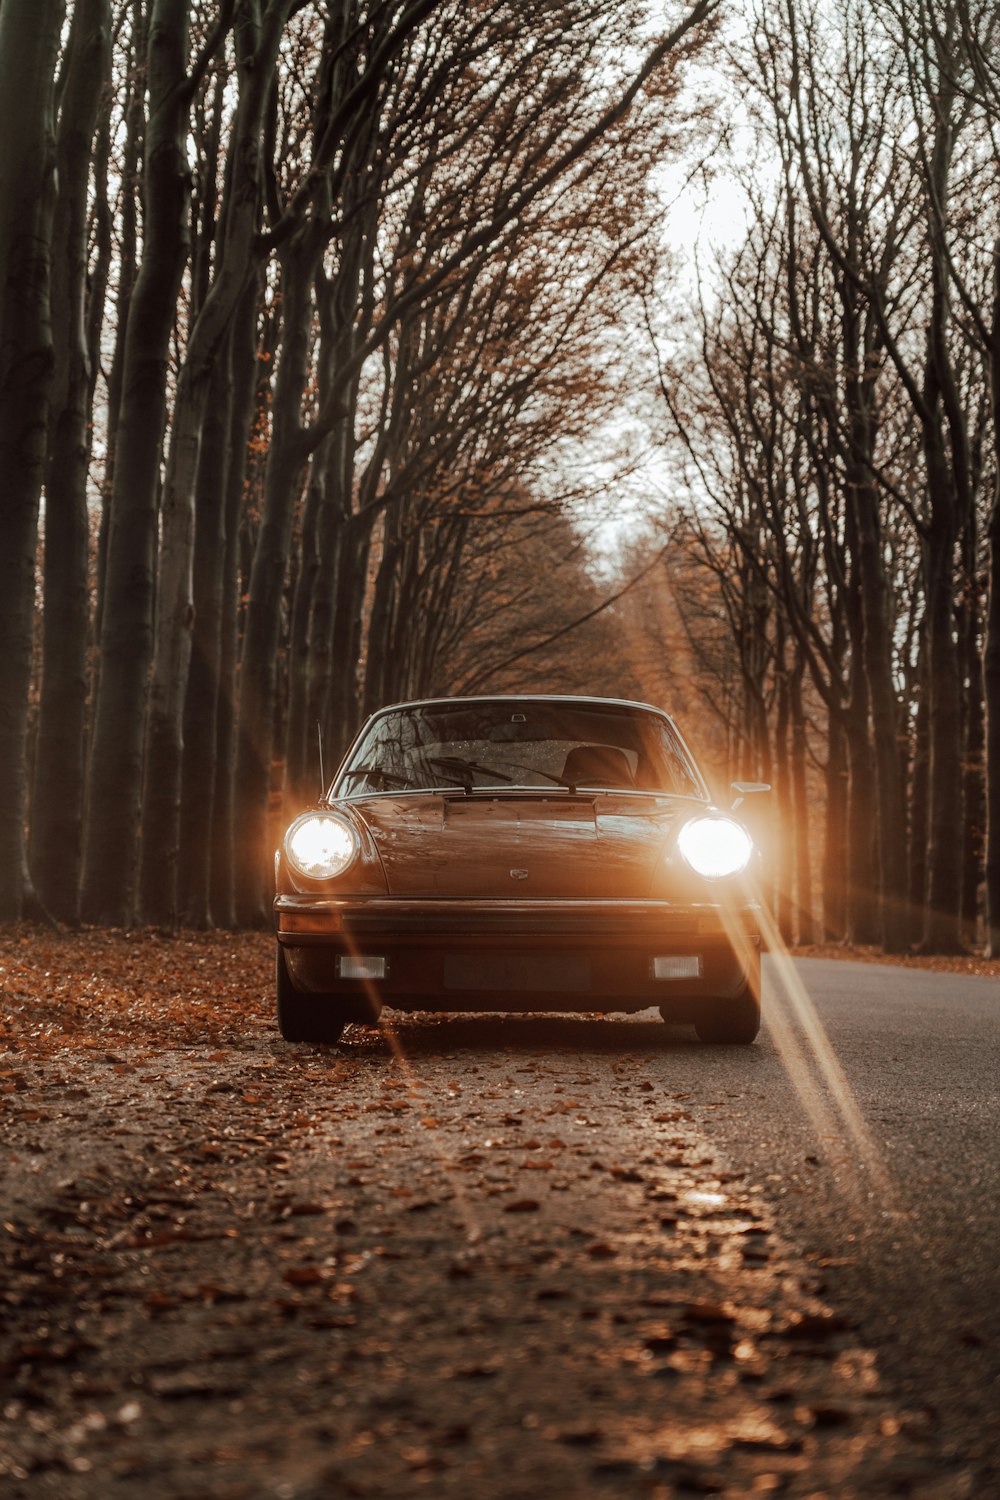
[844,679,879,946]
[284,449,326,810]
[959,518,984,940]
[908,643,931,944]
[984,237,1000,957]
[0,0,65,920]
[233,224,322,924]
[772,652,794,946]
[29,0,111,923]
[307,420,356,766]
[837,275,910,951]
[920,509,964,951]
[364,505,403,717]
[823,711,849,941]
[326,515,372,762]
[915,46,969,954]
[94,0,145,651]
[789,656,817,944]
[846,458,909,951]
[209,284,262,929]
[80,0,193,925]
[177,343,233,927]
[917,228,968,954]
[140,0,286,924]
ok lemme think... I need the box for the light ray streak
[721,890,899,1216]
[340,944,486,1245]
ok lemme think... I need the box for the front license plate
[443,954,590,993]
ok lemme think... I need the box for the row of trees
[650,0,999,954]
[0,0,718,928]
[5,0,993,955]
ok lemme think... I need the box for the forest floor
[0,926,989,1499]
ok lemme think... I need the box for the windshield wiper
[425,756,513,794]
[341,766,418,791]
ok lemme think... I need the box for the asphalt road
[3,939,998,1497]
[688,955,1000,1490]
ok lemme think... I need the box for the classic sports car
[274,695,768,1046]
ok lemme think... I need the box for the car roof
[369,694,676,721]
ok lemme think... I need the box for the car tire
[690,984,761,1045]
[276,945,346,1045]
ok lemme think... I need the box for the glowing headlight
[285,814,358,880]
[677,815,753,880]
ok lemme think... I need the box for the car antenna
[317,721,326,802]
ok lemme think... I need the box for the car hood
[347,791,689,898]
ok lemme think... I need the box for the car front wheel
[689,984,761,1045]
[276,946,346,1045]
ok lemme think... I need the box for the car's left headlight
[677,815,753,880]
[285,813,359,880]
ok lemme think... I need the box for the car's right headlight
[677,815,753,880]
[284,813,359,880]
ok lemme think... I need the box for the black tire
[276,946,346,1045]
[691,986,761,1045]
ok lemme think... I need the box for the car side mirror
[729,781,771,811]
[730,783,771,867]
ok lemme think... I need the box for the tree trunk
[844,681,879,947]
[139,1,286,924]
[0,0,65,921]
[29,0,111,923]
[789,657,817,944]
[919,506,965,951]
[233,222,323,924]
[838,277,910,951]
[773,658,794,946]
[823,711,849,941]
[283,448,326,810]
[306,421,356,765]
[986,499,1000,957]
[80,0,193,925]
[364,506,403,717]
[94,0,144,654]
[326,515,372,762]
[908,645,930,944]
[209,283,262,929]
[847,460,909,950]
[984,237,1000,958]
[959,518,984,941]
[177,343,233,927]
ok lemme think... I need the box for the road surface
[671,955,1000,1495]
[1,938,996,1497]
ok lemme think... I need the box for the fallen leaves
[0,926,928,1498]
[0,925,274,1055]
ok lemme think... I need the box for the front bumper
[275,896,760,1015]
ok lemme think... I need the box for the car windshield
[335,700,704,798]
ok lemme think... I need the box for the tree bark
[908,644,931,944]
[209,282,263,929]
[984,237,1000,957]
[823,711,849,941]
[176,341,233,927]
[844,674,879,947]
[283,446,326,810]
[94,0,145,652]
[140,0,286,924]
[918,228,969,952]
[772,637,795,946]
[30,0,111,923]
[233,230,318,925]
[80,0,194,925]
[0,0,65,921]
[789,655,816,945]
